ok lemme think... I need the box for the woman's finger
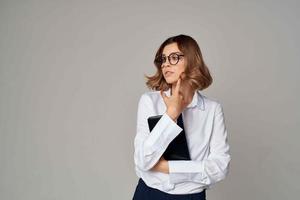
[160,90,168,102]
[174,77,181,96]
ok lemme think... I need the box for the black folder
[147,114,191,160]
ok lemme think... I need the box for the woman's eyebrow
[162,51,182,56]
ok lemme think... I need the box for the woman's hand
[151,157,169,174]
[160,73,193,121]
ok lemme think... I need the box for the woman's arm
[151,156,170,174]
[154,103,231,186]
[134,93,183,171]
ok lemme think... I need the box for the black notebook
[147,113,191,160]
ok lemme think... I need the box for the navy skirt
[132,178,206,200]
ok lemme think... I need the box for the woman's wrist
[166,109,179,122]
[151,157,169,174]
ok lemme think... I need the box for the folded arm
[168,103,231,186]
[134,94,183,171]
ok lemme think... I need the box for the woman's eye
[171,56,177,60]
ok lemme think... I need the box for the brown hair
[145,34,213,91]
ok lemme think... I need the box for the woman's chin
[165,78,172,83]
[166,77,178,84]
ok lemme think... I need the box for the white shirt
[133,88,231,194]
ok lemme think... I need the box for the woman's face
[161,42,186,85]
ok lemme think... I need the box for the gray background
[1,0,299,199]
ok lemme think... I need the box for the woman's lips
[165,71,174,76]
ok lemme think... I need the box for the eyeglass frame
[155,52,185,66]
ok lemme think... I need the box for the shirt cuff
[168,160,205,184]
[144,112,183,156]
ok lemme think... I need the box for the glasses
[155,52,184,66]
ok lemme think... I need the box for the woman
[132,34,231,200]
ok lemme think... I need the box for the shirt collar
[165,88,205,110]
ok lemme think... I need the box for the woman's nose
[161,59,171,68]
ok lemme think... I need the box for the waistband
[138,178,206,197]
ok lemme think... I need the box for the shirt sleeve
[134,93,183,171]
[168,103,231,186]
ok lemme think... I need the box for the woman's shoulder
[199,92,222,106]
[199,92,225,114]
[137,90,161,104]
[142,90,161,98]
[197,90,221,111]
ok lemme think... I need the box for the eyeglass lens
[157,53,184,65]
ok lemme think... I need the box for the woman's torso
[134,88,220,194]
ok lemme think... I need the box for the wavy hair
[145,34,213,91]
